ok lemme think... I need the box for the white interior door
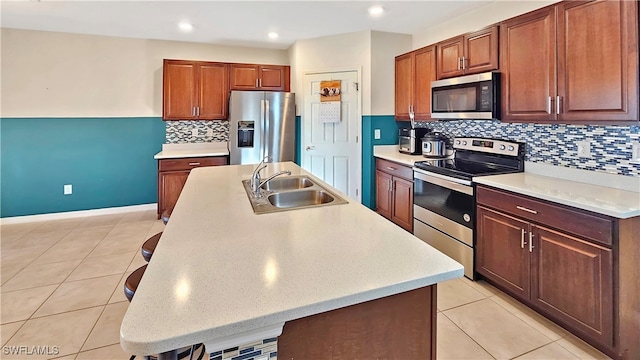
[302,70,361,201]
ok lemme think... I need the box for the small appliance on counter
[421,132,454,158]
[398,127,429,155]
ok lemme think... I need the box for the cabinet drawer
[159,156,227,172]
[477,186,613,246]
[375,158,413,181]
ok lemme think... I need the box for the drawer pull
[516,206,538,214]
[386,166,396,171]
[521,229,526,249]
[529,232,534,252]
[188,162,201,166]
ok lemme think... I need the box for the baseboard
[0,203,157,225]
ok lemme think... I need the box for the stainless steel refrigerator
[228,91,296,165]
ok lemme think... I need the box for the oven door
[413,168,476,278]
[413,169,474,238]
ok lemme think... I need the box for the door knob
[305,146,315,151]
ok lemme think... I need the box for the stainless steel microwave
[431,72,500,120]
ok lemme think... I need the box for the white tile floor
[1,210,611,359]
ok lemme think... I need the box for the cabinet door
[158,171,189,216]
[436,36,464,79]
[394,53,413,120]
[464,26,499,75]
[230,64,259,90]
[476,206,531,301]
[375,170,393,219]
[198,62,229,119]
[391,177,413,232]
[557,0,638,123]
[530,225,613,347]
[413,46,436,120]
[163,60,197,120]
[500,7,557,122]
[259,65,287,91]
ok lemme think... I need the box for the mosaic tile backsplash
[411,120,640,177]
[209,338,277,360]
[166,120,229,143]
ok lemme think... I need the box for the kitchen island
[120,162,463,359]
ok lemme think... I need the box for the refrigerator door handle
[260,99,265,160]
[264,99,270,159]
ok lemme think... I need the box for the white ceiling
[1,1,494,50]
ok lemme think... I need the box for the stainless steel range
[412,137,525,279]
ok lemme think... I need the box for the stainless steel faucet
[250,156,270,195]
[250,157,292,197]
[256,171,292,197]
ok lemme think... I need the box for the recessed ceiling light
[368,5,384,16]
[268,32,279,39]
[178,22,193,32]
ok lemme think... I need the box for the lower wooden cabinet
[375,158,413,232]
[157,156,228,218]
[476,185,639,359]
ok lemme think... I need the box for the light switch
[374,129,381,140]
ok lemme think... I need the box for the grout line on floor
[440,311,497,360]
[77,304,108,355]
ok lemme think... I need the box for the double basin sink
[242,175,349,214]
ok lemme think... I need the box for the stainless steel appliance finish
[229,91,296,165]
[431,72,500,120]
[399,128,429,155]
[412,137,525,280]
[421,132,450,158]
[241,175,349,214]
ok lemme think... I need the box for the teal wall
[361,115,399,209]
[295,116,301,165]
[1,117,166,218]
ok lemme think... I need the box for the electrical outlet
[576,140,591,158]
[632,142,640,162]
[63,184,72,195]
[206,128,214,137]
[374,129,381,140]
[191,128,198,137]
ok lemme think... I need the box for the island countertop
[120,162,463,356]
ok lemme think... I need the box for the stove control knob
[455,140,461,145]
[462,141,467,146]
[508,145,515,151]
[499,144,506,150]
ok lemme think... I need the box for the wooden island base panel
[278,286,437,359]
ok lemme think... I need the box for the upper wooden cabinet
[436,26,499,79]
[394,45,437,121]
[163,60,229,120]
[501,0,639,123]
[230,64,290,91]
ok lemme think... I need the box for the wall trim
[0,203,157,225]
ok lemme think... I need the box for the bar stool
[124,266,205,360]
[141,207,171,263]
[141,233,162,262]
[161,207,173,225]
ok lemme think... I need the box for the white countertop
[475,168,640,219]
[154,142,229,159]
[120,162,463,355]
[373,145,425,167]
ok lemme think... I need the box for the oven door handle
[413,168,473,195]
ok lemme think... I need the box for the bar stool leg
[158,349,177,360]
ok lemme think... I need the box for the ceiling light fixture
[368,5,384,16]
[268,32,279,39]
[178,22,193,32]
